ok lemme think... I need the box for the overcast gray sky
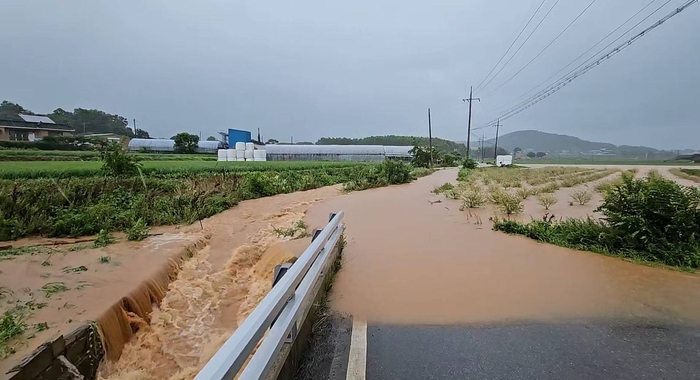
[1,0,698,149]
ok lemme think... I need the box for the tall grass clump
[494,174,700,269]
[343,160,415,192]
[460,187,486,210]
[490,190,524,217]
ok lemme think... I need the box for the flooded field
[306,167,700,325]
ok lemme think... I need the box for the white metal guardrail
[195,211,345,380]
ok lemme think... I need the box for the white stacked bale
[244,150,254,160]
[226,149,236,161]
[245,142,255,151]
[253,150,266,159]
[236,150,245,158]
[235,142,246,150]
[217,149,227,161]
[236,157,245,161]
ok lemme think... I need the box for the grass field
[0,160,371,179]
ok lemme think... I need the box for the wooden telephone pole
[462,86,480,159]
[428,108,433,167]
[493,118,502,160]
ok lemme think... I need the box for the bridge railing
[195,211,345,380]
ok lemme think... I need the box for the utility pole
[462,86,480,159]
[481,134,485,162]
[493,118,502,160]
[428,108,433,168]
[133,119,137,135]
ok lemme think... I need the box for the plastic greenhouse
[265,145,412,162]
[127,139,224,153]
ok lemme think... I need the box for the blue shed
[228,129,252,147]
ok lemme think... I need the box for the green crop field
[0,160,371,180]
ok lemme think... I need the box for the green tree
[409,145,439,168]
[0,101,33,119]
[526,152,537,158]
[173,132,199,153]
[317,135,466,156]
[206,136,217,141]
[266,139,279,144]
[536,151,547,158]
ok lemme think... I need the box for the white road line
[346,318,367,380]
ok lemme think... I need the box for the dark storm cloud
[1,0,698,149]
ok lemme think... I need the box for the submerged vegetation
[494,173,700,269]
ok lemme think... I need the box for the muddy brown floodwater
[97,185,338,380]
[306,168,700,325]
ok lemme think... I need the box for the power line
[474,0,698,130]
[484,0,669,117]
[477,0,562,94]
[489,0,598,94]
[474,0,548,93]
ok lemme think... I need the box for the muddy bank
[305,168,700,325]
[0,232,207,376]
[98,186,338,379]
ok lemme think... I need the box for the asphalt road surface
[366,320,700,380]
[296,316,700,380]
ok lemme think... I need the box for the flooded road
[306,168,700,325]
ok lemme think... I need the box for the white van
[496,155,513,167]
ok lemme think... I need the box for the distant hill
[316,135,467,155]
[484,130,673,157]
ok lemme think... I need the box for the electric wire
[474,0,694,130]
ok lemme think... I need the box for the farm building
[265,145,412,162]
[127,139,224,153]
[0,114,74,142]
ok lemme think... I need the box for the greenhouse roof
[265,145,412,157]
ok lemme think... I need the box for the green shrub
[126,218,149,241]
[457,168,472,182]
[462,158,478,170]
[93,229,115,248]
[570,190,593,205]
[536,193,558,210]
[100,143,141,177]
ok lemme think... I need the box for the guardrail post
[311,229,322,242]
[272,264,293,287]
